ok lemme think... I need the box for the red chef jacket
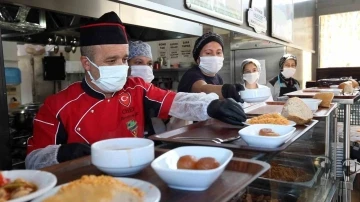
[27,77,176,154]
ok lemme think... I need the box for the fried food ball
[177,155,197,169]
[195,157,220,170]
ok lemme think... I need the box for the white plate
[32,177,160,202]
[1,170,57,202]
[243,119,296,126]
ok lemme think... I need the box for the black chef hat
[193,32,224,62]
[80,11,128,46]
[279,54,297,71]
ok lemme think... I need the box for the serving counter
[40,111,341,201]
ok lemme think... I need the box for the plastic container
[5,67,21,85]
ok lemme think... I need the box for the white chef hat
[240,58,261,73]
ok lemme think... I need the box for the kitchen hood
[1,0,203,44]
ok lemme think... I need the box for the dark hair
[192,32,224,62]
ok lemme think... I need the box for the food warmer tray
[257,154,322,188]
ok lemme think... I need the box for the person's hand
[221,84,244,103]
[57,143,91,163]
[207,98,247,125]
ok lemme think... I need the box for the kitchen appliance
[9,103,41,169]
[43,56,66,81]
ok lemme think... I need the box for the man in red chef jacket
[26,12,246,169]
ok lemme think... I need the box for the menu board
[185,0,243,25]
[271,0,294,42]
[158,42,168,58]
[180,40,192,58]
[169,42,179,59]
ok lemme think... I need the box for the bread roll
[313,92,334,108]
[350,79,359,88]
[338,81,352,90]
[344,83,354,94]
[281,97,313,125]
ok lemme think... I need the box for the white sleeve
[169,92,219,121]
[25,145,60,170]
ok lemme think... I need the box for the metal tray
[238,186,300,202]
[258,154,322,188]
[244,101,337,118]
[150,119,318,152]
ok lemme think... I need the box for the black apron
[278,75,297,96]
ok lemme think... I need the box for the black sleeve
[55,118,68,145]
[142,89,160,137]
[177,68,206,93]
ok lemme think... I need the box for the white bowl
[300,98,322,112]
[91,138,154,176]
[2,170,57,202]
[151,146,233,191]
[330,85,339,89]
[240,87,271,103]
[238,124,296,148]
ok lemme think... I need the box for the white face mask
[281,68,296,78]
[130,65,154,83]
[199,56,224,75]
[243,72,259,84]
[87,57,129,93]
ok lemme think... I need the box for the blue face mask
[87,57,129,93]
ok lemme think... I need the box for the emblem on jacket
[127,120,138,137]
[119,92,131,107]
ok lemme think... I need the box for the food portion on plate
[0,172,37,201]
[177,155,220,170]
[338,79,358,94]
[258,128,280,137]
[42,175,144,202]
[313,92,334,108]
[281,97,313,125]
[246,113,290,125]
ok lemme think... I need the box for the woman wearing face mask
[178,32,244,102]
[128,41,168,136]
[240,58,273,102]
[128,41,155,83]
[128,41,195,132]
[268,54,300,100]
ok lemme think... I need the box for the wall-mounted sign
[185,0,243,25]
[169,42,179,59]
[248,5,267,34]
[158,42,168,58]
[271,0,294,42]
[180,40,192,58]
